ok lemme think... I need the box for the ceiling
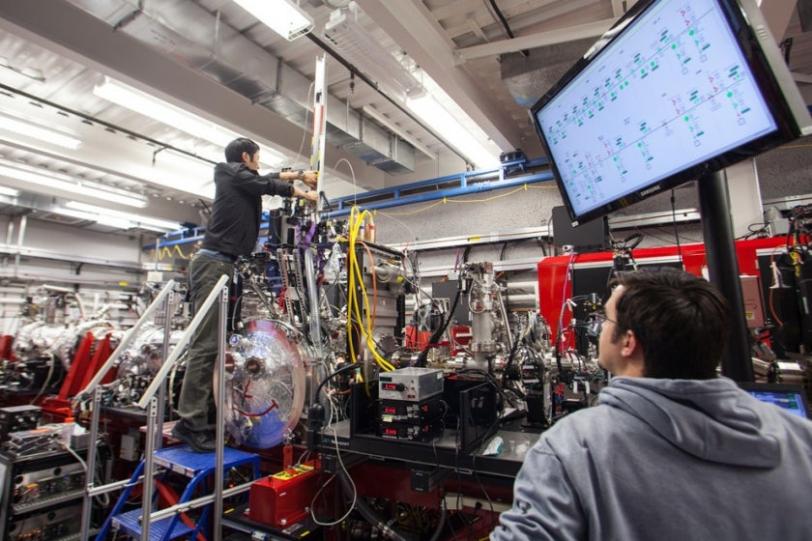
[0,0,807,235]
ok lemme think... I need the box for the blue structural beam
[144,157,553,250]
[324,157,551,218]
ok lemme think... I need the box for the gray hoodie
[491,377,812,541]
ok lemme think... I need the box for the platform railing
[78,274,231,541]
[77,279,176,399]
[78,279,176,541]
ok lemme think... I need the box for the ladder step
[111,508,194,541]
[153,444,260,477]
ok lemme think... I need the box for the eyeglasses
[586,309,616,340]
[590,309,617,326]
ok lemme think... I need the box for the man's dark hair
[611,268,729,379]
[224,137,259,163]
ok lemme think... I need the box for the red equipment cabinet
[248,460,320,528]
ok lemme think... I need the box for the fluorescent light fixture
[65,201,181,231]
[232,0,314,41]
[0,112,81,150]
[93,77,287,166]
[406,94,500,169]
[0,185,20,197]
[56,208,138,230]
[362,105,435,159]
[0,161,148,208]
[93,77,237,147]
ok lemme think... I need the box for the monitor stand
[697,169,754,382]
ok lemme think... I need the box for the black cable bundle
[415,247,471,367]
[415,285,462,367]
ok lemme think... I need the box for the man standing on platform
[173,137,318,452]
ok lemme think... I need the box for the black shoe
[171,422,216,453]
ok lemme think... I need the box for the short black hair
[611,268,729,379]
[224,137,259,163]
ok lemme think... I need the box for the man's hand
[300,170,318,189]
[294,186,319,203]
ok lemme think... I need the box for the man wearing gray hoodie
[492,268,812,541]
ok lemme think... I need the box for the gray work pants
[177,253,233,433]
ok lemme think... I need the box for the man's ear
[241,151,250,164]
[620,330,638,358]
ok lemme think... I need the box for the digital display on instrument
[747,390,808,419]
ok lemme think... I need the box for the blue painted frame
[145,157,553,250]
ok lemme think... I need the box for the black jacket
[202,162,294,257]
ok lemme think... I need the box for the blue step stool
[98,445,261,541]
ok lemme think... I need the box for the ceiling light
[56,208,137,230]
[0,161,148,208]
[93,77,238,147]
[362,105,435,159]
[406,95,500,169]
[0,112,81,150]
[65,201,181,231]
[93,77,287,166]
[0,186,20,197]
[232,0,314,41]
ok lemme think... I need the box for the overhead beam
[758,0,798,41]
[357,0,522,152]
[445,0,598,40]
[0,0,385,190]
[793,71,812,84]
[430,0,484,22]
[455,18,617,62]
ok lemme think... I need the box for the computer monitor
[739,382,810,419]
[551,205,609,252]
[531,0,810,225]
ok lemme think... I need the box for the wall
[0,214,147,330]
[373,138,812,306]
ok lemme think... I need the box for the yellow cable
[380,200,445,216]
[374,183,552,219]
[443,185,527,204]
[347,207,395,371]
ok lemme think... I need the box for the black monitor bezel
[530,0,806,225]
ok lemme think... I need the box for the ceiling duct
[323,2,420,100]
[66,0,415,173]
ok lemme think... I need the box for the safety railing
[78,274,231,541]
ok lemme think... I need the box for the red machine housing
[248,460,320,528]
[41,332,116,420]
[538,236,790,341]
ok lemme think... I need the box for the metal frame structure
[145,157,553,250]
[77,274,234,541]
[324,157,551,217]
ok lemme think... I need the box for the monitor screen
[531,0,809,224]
[746,389,808,419]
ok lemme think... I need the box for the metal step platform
[152,444,261,478]
[100,444,261,541]
[111,508,195,541]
